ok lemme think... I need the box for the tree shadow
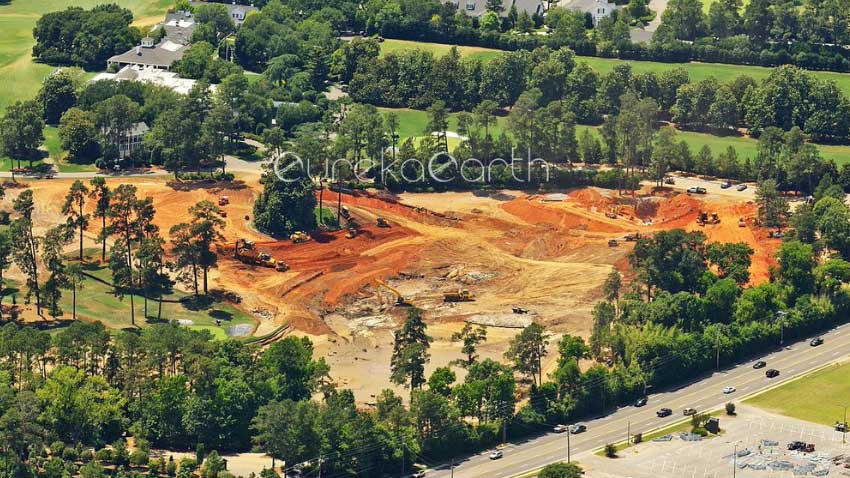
[209,309,234,322]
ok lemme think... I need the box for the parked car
[810,337,824,346]
[753,361,767,369]
[766,369,780,378]
[683,407,697,416]
[489,451,503,460]
[569,424,587,434]
[836,422,848,433]
[664,177,675,185]
[687,187,707,194]
[720,181,732,189]
[657,408,673,417]
[737,184,748,191]
[634,397,648,407]
[788,441,806,451]
[553,424,569,433]
[723,386,736,394]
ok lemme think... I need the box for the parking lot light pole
[733,442,740,478]
[567,425,571,463]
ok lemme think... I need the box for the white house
[561,0,614,25]
[444,0,546,18]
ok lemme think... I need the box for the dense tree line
[32,5,141,69]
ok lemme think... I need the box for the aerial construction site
[7,174,781,401]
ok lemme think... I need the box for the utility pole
[842,405,848,444]
[777,311,787,345]
[627,421,631,446]
[733,442,738,478]
[716,328,721,369]
[567,425,571,463]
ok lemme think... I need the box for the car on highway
[687,187,707,194]
[634,397,648,407]
[683,407,697,416]
[737,184,748,191]
[412,470,426,478]
[766,369,780,378]
[723,386,736,394]
[656,408,672,417]
[489,451,503,460]
[810,337,824,346]
[553,424,569,433]
[569,424,587,434]
[720,181,732,189]
[753,361,767,369]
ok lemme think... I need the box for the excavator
[373,279,413,307]
[377,217,390,228]
[234,239,288,271]
[696,211,720,226]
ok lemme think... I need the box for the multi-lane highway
[426,323,850,478]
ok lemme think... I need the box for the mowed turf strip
[745,361,850,426]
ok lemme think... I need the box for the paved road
[427,324,850,478]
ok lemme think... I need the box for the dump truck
[290,231,311,243]
[234,239,288,271]
[340,206,351,219]
[376,217,390,228]
[373,279,413,306]
[345,218,359,239]
[444,289,475,302]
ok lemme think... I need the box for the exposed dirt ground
[4,175,782,402]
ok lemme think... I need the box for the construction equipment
[340,206,351,219]
[218,196,230,206]
[608,239,619,247]
[738,217,746,227]
[345,218,359,239]
[444,289,475,302]
[234,239,288,271]
[624,232,641,241]
[373,279,412,306]
[697,211,720,226]
[512,306,529,314]
[290,231,311,243]
[218,209,227,217]
[376,217,390,228]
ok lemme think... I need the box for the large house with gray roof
[561,0,614,25]
[445,0,546,18]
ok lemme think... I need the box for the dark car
[836,422,848,433]
[635,397,648,407]
[810,337,824,347]
[657,408,673,417]
[720,181,732,189]
[569,424,587,434]
[753,361,767,369]
[766,369,780,378]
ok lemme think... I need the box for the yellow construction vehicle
[444,289,475,302]
[376,217,390,228]
[234,239,288,271]
[697,211,719,226]
[345,218,360,239]
[290,231,311,243]
[373,279,413,307]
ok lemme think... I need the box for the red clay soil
[570,188,613,209]
[499,197,627,234]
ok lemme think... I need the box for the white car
[489,450,503,460]
[723,386,736,394]
[412,471,426,478]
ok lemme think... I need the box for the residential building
[115,122,149,158]
[189,1,259,26]
[445,0,546,18]
[561,0,614,25]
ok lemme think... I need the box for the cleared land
[745,361,850,426]
[379,38,850,97]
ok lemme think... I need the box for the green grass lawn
[0,0,172,113]
[745,362,850,426]
[379,38,850,97]
[62,257,256,339]
[379,39,503,63]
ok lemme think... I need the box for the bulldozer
[290,231,311,243]
[696,211,720,226]
[373,279,413,307]
[234,239,288,271]
[345,218,360,239]
[444,289,475,302]
[376,217,390,228]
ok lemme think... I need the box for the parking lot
[582,405,850,478]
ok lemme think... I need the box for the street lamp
[732,441,743,478]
